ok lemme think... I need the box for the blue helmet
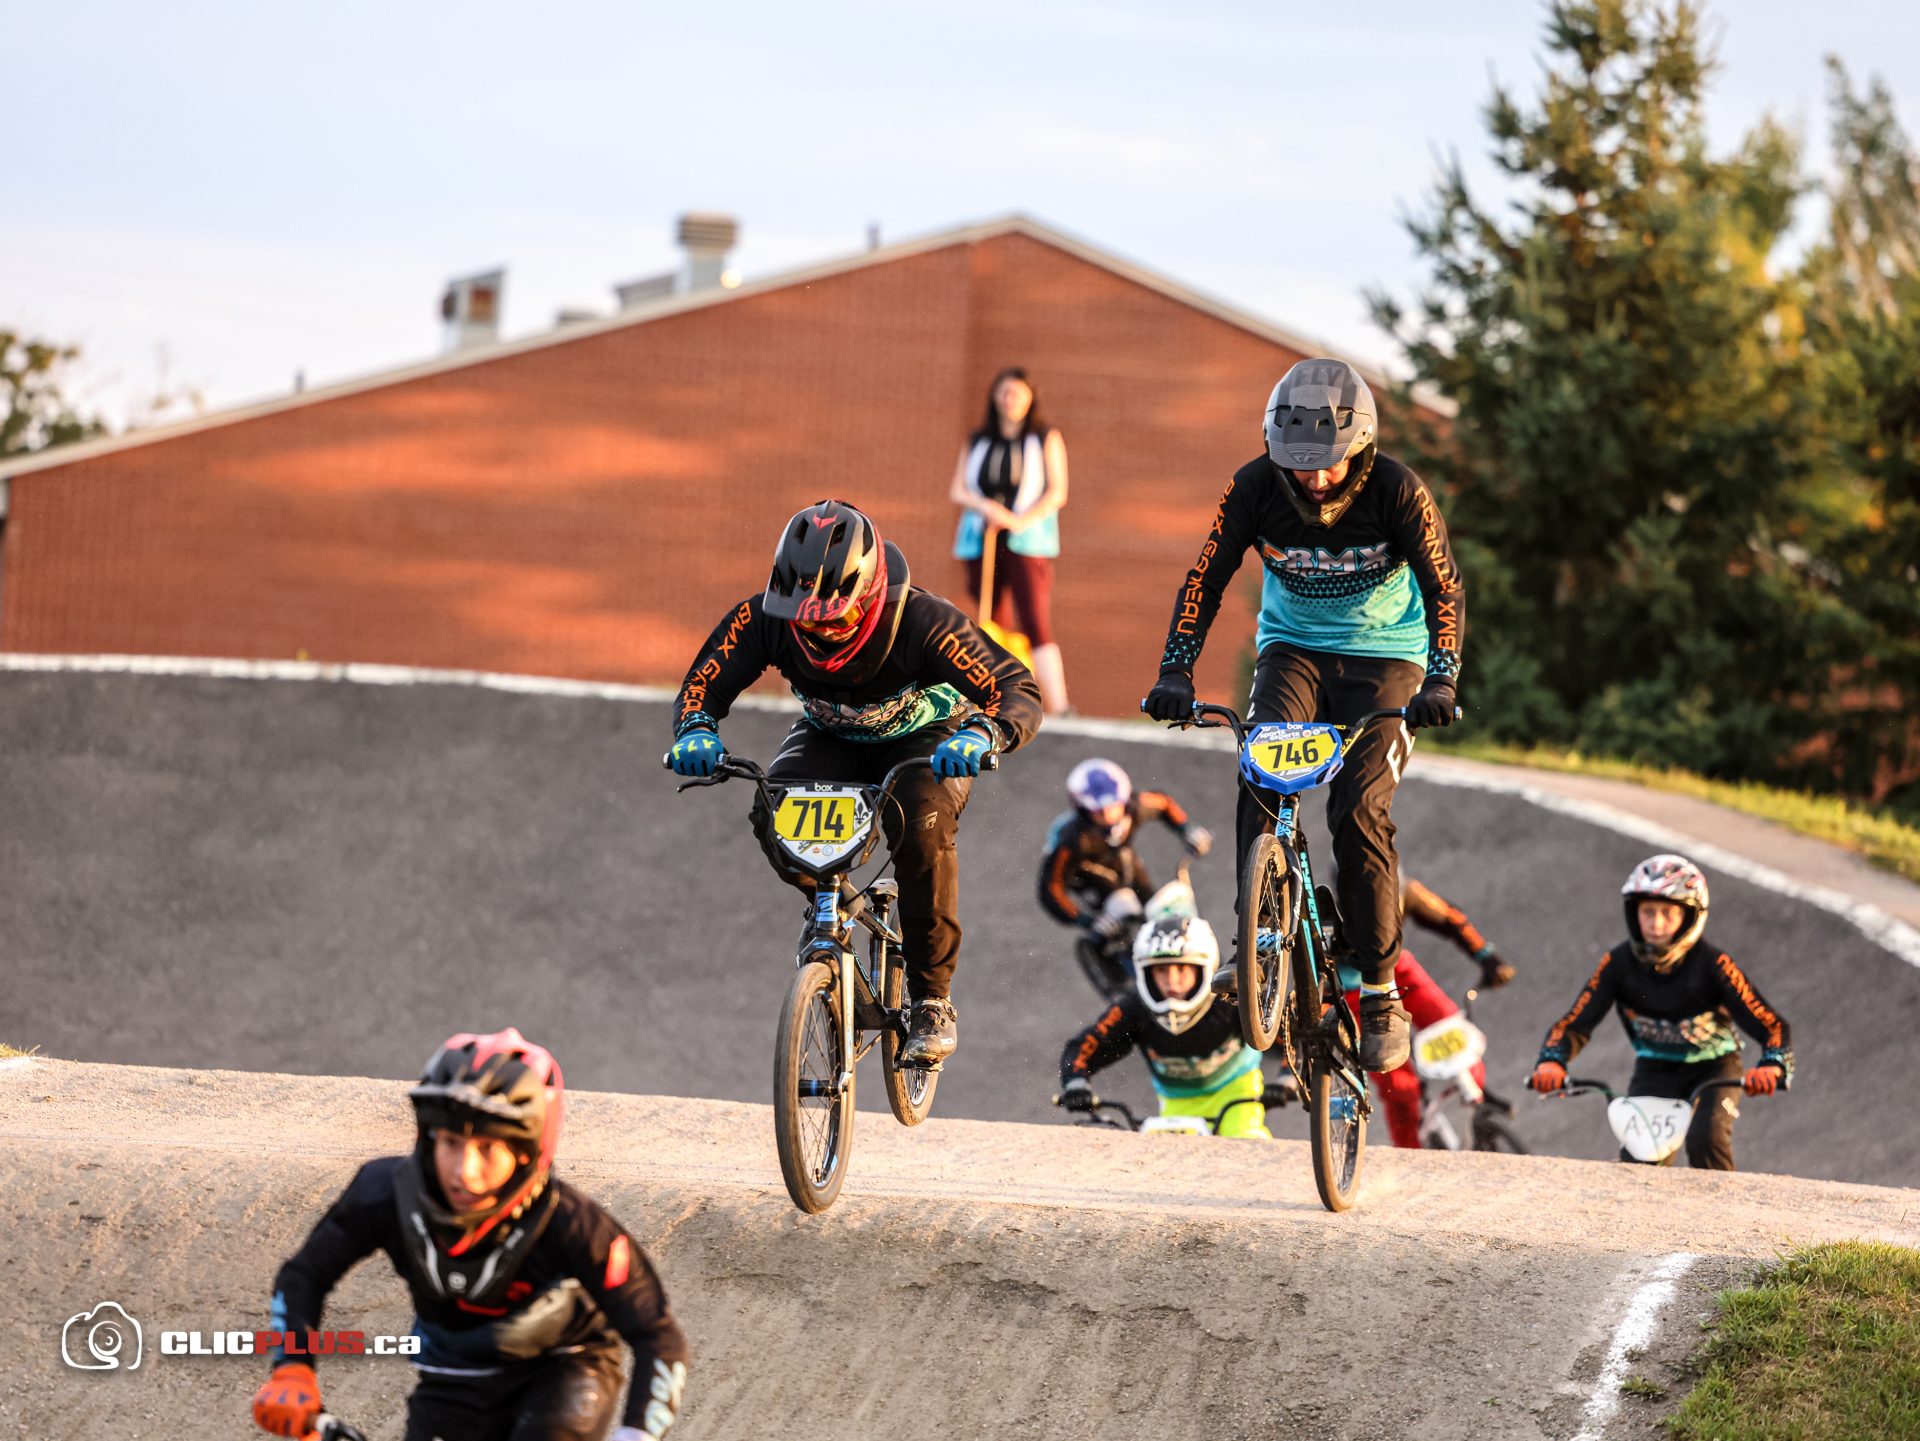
[1067,758,1131,814]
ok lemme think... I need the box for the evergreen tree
[1802,63,1920,810]
[1370,0,1841,781]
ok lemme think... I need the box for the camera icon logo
[61,1301,143,1371]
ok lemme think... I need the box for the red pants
[1345,952,1486,1148]
[963,539,1057,646]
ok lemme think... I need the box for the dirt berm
[6,1060,1916,1441]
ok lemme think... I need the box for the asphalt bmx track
[5,664,1920,1439]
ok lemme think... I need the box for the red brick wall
[1,230,1322,717]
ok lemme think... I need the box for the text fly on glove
[665,730,727,778]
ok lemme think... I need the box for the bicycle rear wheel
[880,950,938,1126]
[774,961,854,1213]
[1235,833,1293,1051]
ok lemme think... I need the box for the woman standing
[949,367,1070,715]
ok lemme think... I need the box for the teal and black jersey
[1160,451,1464,678]
[1061,991,1261,1100]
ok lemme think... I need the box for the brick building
[0,216,1439,717]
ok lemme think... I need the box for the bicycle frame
[675,754,936,1093]
[1187,701,1403,1098]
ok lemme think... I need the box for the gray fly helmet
[1265,358,1380,526]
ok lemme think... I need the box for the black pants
[404,1351,623,1441]
[1236,644,1422,988]
[751,720,972,1001]
[1623,1053,1743,1171]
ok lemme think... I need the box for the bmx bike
[1071,849,1202,999]
[1056,1080,1299,1136]
[1156,701,1432,1211]
[669,750,991,1212]
[1409,990,1527,1153]
[1546,1073,1768,1165]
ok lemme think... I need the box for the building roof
[0,213,1444,482]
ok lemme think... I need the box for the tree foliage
[1,331,108,459]
[1371,0,1918,811]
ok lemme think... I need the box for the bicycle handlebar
[1552,1075,1757,1106]
[1179,702,1434,748]
[667,749,994,804]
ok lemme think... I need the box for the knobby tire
[774,960,853,1213]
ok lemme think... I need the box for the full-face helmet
[1132,914,1220,1035]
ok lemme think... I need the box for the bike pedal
[1210,970,1239,998]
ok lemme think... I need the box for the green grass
[1668,1242,1920,1440]
[1436,739,1920,884]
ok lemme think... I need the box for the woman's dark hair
[976,367,1048,440]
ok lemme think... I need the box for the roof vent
[614,213,742,310]
[677,212,739,292]
[440,268,504,353]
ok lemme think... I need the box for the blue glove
[930,727,993,779]
[667,729,726,778]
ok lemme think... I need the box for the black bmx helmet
[765,500,910,678]
[407,1028,566,1246]
[1264,358,1381,526]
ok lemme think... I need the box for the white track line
[7,651,1919,967]
[1572,1251,1700,1441]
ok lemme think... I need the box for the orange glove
[1529,1060,1567,1093]
[1743,1064,1782,1096]
[253,1362,322,1438]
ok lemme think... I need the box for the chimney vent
[440,268,505,353]
[676,212,739,292]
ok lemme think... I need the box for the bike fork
[808,885,858,1101]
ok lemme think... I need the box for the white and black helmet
[1622,854,1709,970]
[1132,914,1220,1035]
[1264,358,1380,525]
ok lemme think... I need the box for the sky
[7,0,1919,429]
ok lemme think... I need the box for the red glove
[253,1363,322,1438]
[1743,1065,1782,1096]
[1529,1060,1567,1093]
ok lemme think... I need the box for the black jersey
[1037,792,1192,924]
[674,581,1042,750]
[271,1159,689,1434]
[1538,937,1793,1075]
[1061,991,1262,1100]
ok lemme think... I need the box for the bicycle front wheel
[774,961,854,1213]
[1309,1052,1368,1212]
[1471,1114,1529,1155]
[880,951,938,1127]
[1236,833,1293,1051]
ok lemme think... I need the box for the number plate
[1140,1116,1213,1137]
[1241,722,1344,794]
[1411,1014,1487,1081]
[771,786,873,870]
[1607,1096,1694,1164]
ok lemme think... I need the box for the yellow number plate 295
[1410,1014,1487,1082]
[1241,722,1344,793]
[772,786,874,869]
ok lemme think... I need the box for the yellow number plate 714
[771,786,873,868]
